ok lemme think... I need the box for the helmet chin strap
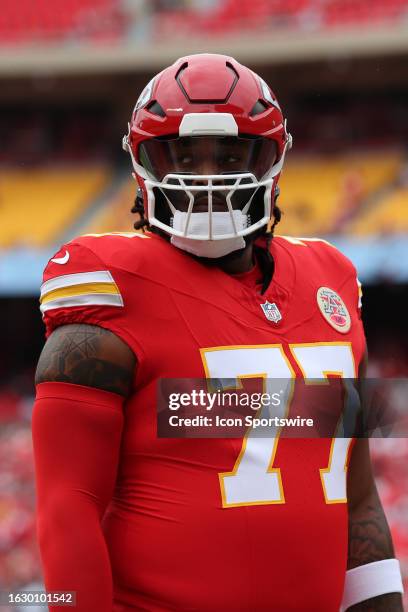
[170,210,246,258]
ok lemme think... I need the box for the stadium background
[0,1,407,609]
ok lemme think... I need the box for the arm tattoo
[347,493,403,611]
[348,496,394,569]
[35,324,136,396]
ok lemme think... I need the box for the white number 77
[201,343,356,507]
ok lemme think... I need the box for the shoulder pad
[276,235,356,272]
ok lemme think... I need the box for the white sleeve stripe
[40,293,124,313]
[41,271,116,297]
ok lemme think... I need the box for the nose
[190,160,214,187]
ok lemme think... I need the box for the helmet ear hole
[146,101,166,118]
[249,100,268,117]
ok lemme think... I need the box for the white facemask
[170,210,247,258]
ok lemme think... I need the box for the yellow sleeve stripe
[40,282,121,305]
[39,271,124,313]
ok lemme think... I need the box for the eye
[219,155,241,165]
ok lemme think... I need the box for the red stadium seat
[0,0,123,43]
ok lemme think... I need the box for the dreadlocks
[130,187,282,294]
[253,203,282,294]
[131,188,149,232]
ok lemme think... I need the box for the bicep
[35,323,136,396]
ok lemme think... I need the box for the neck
[211,242,255,275]
[153,229,257,275]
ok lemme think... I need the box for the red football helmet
[123,53,292,257]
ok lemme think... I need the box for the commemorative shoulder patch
[316,286,351,333]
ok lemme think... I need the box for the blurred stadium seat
[154,0,408,40]
[0,418,40,591]
[0,0,407,46]
[0,166,110,248]
[349,186,408,235]
[278,151,404,235]
[0,0,123,43]
[80,177,136,236]
[324,0,408,27]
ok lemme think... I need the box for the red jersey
[40,231,366,611]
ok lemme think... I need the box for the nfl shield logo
[260,301,282,323]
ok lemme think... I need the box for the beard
[192,225,267,266]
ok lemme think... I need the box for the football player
[33,54,403,611]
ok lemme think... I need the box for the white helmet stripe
[179,113,239,136]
